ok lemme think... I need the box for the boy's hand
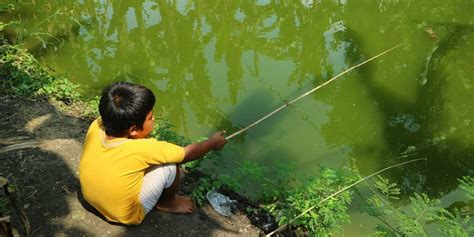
[210,131,227,151]
[183,130,227,163]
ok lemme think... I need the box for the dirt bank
[0,96,261,236]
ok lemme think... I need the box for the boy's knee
[164,164,178,188]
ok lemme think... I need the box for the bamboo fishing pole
[225,44,401,140]
[266,157,427,236]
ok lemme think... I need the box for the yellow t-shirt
[79,118,185,225]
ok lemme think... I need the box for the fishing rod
[225,44,401,140]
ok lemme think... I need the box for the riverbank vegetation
[1,17,473,237]
[0,38,99,118]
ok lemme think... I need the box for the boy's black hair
[99,82,155,137]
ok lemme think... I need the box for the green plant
[459,176,474,199]
[37,76,80,103]
[151,118,191,147]
[238,160,264,182]
[214,173,242,193]
[0,43,53,95]
[261,162,296,203]
[0,40,84,105]
[0,39,88,106]
[82,95,100,118]
[263,167,356,235]
[188,177,213,206]
[435,208,473,237]
[362,176,474,237]
[361,176,401,219]
[187,171,245,207]
[397,193,441,235]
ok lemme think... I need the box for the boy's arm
[182,131,227,163]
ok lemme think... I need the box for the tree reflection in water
[7,0,474,200]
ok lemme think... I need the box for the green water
[3,0,473,234]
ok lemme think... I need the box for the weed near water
[1,16,94,112]
[0,41,51,95]
[262,167,356,235]
[81,95,100,118]
[149,121,358,235]
[0,38,99,117]
[361,175,474,237]
[0,41,78,102]
[37,76,80,103]
[151,118,191,147]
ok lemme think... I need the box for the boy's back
[79,118,185,224]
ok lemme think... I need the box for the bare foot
[155,195,196,214]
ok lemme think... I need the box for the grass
[0,36,99,118]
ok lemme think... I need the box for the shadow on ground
[0,96,259,236]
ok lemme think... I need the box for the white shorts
[139,164,177,214]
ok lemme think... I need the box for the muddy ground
[0,96,262,236]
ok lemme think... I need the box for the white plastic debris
[206,189,236,217]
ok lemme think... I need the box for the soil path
[0,96,260,236]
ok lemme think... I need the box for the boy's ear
[128,125,138,138]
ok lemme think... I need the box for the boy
[79,82,227,225]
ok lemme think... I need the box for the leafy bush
[151,118,191,147]
[261,162,296,203]
[0,39,100,116]
[0,40,80,102]
[362,176,474,237]
[37,76,80,103]
[264,167,356,235]
[0,42,52,95]
[188,177,213,206]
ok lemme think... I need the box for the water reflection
[322,23,474,198]
[5,0,473,201]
